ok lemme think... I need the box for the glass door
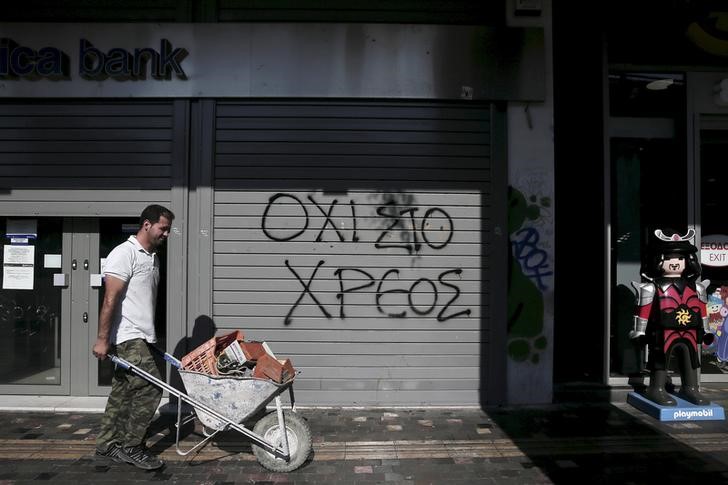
[0,216,167,396]
[607,71,687,381]
[90,218,134,394]
[0,217,68,393]
[696,119,728,380]
[89,217,167,396]
[610,137,688,377]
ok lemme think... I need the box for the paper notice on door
[44,254,62,269]
[3,266,34,290]
[3,245,35,290]
[4,245,34,265]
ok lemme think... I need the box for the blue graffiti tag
[511,227,552,290]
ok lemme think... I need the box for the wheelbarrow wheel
[252,410,312,472]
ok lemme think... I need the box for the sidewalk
[2,386,728,484]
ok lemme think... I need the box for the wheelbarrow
[109,351,312,472]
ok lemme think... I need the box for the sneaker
[95,443,123,463]
[117,444,164,470]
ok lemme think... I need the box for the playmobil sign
[701,235,728,267]
[0,38,187,81]
[673,408,715,420]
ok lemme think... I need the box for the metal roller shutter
[213,100,495,405]
[0,100,177,215]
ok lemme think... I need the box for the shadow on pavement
[486,401,728,483]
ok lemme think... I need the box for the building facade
[0,1,554,406]
[554,0,728,396]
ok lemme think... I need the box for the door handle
[83,259,89,270]
[72,259,77,270]
[82,312,88,323]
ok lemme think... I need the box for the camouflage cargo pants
[96,338,162,450]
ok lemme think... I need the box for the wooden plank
[213,290,481,306]
[213,265,483,278]
[214,179,489,190]
[0,128,172,141]
[215,141,489,157]
[216,204,482,218]
[7,7,178,20]
[216,117,489,132]
[285,366,480,379]
[288,388,480,404]
[215,153,490,169]
[0,165,170,177]
[0,189,171,201]
[0,177,171,189]
[213,216,484,231]
[316,378,480,391]
[214,190,483,204]
[215,198,482,212]
[212,229,485,243]
[215,166,488,182]
[0,140,172,152]
[0,200,171,217]
[273,353,481,367]
[214,240,488,252]
[213,317,485,331]
[199,328,479,342]
[257,341,480,355]
[216,129,490,145]
[0,103,173,116]
[0,116,173,129]
[0,153,171,164]
[212,242,481,256]
[213,253,481,267]
[213,278,484,291]
[215,102,491,120]
[213,303,478,319]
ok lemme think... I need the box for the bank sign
[0,22,544,99]
[1,38,187,80]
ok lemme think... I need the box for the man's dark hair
[140,204,175,228]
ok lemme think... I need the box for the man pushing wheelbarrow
[92,204,310,472]
[110,330,312,472]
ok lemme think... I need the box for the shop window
[608,72,687,378]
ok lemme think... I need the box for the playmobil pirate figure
[630,228,713,406]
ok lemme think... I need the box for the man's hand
[92,338,111,360]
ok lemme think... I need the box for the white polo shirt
[104,235,160,345]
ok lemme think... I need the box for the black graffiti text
[284,259,332,325]
[284,260,471,324]
[374,202,454,254]
[261,193,453,251]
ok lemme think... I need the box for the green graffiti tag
[507,186,551,364]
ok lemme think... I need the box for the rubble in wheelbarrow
[180,330,296,383]
[252,353,295,383]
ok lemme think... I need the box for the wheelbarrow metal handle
[149,344,182,369]
[109,354,130,370]
[108,346,181,369]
